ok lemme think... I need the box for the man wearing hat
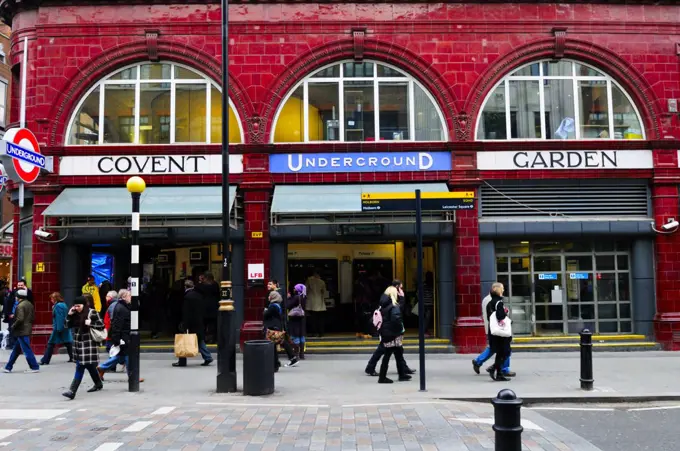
[2,288,39,373]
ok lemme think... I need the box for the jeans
[99,353,129,375]
[4,336,39,371]
[474,346,510,373]
[178,339,212,365]
[41,342,74,364]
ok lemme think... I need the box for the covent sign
[476,150,653,170]
[59,154,244,175]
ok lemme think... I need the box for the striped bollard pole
[126,176,146,393]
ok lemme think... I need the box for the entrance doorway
[496,240,633,335]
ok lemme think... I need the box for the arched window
[476,60,644,140]
[66,62,243,145]
[272,61,447,143]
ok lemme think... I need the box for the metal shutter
[480,181,649,218]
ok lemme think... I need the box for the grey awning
[0,221,13,235]
[271,183,450,214]
[43,186,237,218]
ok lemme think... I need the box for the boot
[299,343,305,360]
[65,343,74,363]
[495,368,510,382]
[86,365,104,392]
[62,378,81,400]
[486,365,497,381]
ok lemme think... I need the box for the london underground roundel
[3,128,43,184]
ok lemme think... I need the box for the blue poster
[569,273,589,280]
[538,273,558,281]
[269,152,451,173]
[91,253,114,286]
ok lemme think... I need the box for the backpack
[372,308,383,330]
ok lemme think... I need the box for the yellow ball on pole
[126,176,146,194]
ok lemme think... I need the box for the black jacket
[379,294,403,344]
[182,288,205,337]
[110,301,131,347]
[263,302,285,331]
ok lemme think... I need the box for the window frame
[65,62,244,146]
[0,78,7,129]
[475,59,646,142]
[270,60,448,144]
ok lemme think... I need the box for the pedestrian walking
[486,283,513,382]
[2,289,39,373]
[305,271,327,337]
[3,279,33,350]
[472,283,515,378]
[82,275,102,313]
[172,280,213,367]
[286,283,307,360]
[365,283,415,377]
[375,289,409,384]
[97,289,144,383]
[40,292,74,365]
[61,296,105,399]
[263,291,299,370]
[103,290,119,355]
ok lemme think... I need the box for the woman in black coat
[62,296,105,400]
[263,291,299,370]
[286,284,307,360]
[486,285,512,382]
[377,294,408,384]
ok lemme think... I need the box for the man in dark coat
[97,293,134,381]
[173,280,213,367]
[3,289,39,373]
[198,272,220,343]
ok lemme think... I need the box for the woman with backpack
[62,296,106,399]
[263,291,299,370]
[376,291,410,384]
[286,284,307,360]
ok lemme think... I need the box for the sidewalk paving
[1,350,678,405]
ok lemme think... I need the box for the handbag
[288,305,305,317]
[174,331,199,358]
[489,311,512,338]
[88,310,107,343]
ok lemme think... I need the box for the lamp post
[126,176,145,393]
[217,0,237,393]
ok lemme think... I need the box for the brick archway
[48,39,253,146]
[464,38,662,141]
[259,38,458,143]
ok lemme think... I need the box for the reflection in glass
[175,66,203,80]
[69,87,100,145]
[414,84,444,141]
[575,63,604,77]
[308,83,340,141]
[140,64,171,80]
[273,86,303,142]
[579,80,609,138]
[542,61,572,76]
[377,65,406,77]
[343,62,374,78]
[597,273,616,302]
[175,84,207,143]
[612,84,642,139]
[509,80,541,138]
[544,79,575,139]
[344,81,374,141]
[139,83,171,144]
[379,82,409,140]
[109,67,136,80]
[478,85,507,140]
[103,84,135,143]
[511,63,540,76]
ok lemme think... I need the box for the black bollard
[217,281,237,393]
[492,389,523,451]
[580,328,594,391]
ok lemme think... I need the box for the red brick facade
[2,1,680,351]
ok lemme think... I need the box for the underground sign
[1,128,45,184]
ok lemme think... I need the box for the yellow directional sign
[361,191,474,200]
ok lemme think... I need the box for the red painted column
[29,192,62,354]
[451,196,485,354]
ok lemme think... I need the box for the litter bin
[243,339,275,396]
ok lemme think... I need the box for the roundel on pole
[2,127,43,184]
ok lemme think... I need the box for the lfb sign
[0,128,48,184]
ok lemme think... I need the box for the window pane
[510,274,531,300]
[140,63,171,80]
[139,83,171,144]
[175,66,203,80]
[109,67,136,80]
[596,273,616,302]
[618,273,630,301]
[477,85,506,140]
[617,255,629,271]
[565,255,592,271]
[344,81,375,141]
[496,256,508,273]
[598,304,617,319]
[612,84,643,139]
[377,65,405,77]
[543,61,572,76]
[596,255,615,271]
[175,84,207,143]
[564,241,592,253]
[511,63,540,76]
[414,84,443,141]
[379,82,409,140]
[103,84,135,143]
[575,63,604,77]
[510,256,530,272]
[599,321,618,333]
[509,80,541,138]
[69,87,100,145]
[544,79,575,140]
[594,241,615,252]
[578,80,609,138]
[620,321,632,333]
[210,87,241,144]
[273,86,303,143]
[343,62,373,78]
[308,83,340,141]
[620,303,631,319]
[311,64,339,78]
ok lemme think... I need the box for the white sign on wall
[477,150,653,170]
[247,263,265,280]
[59,154,244,176]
